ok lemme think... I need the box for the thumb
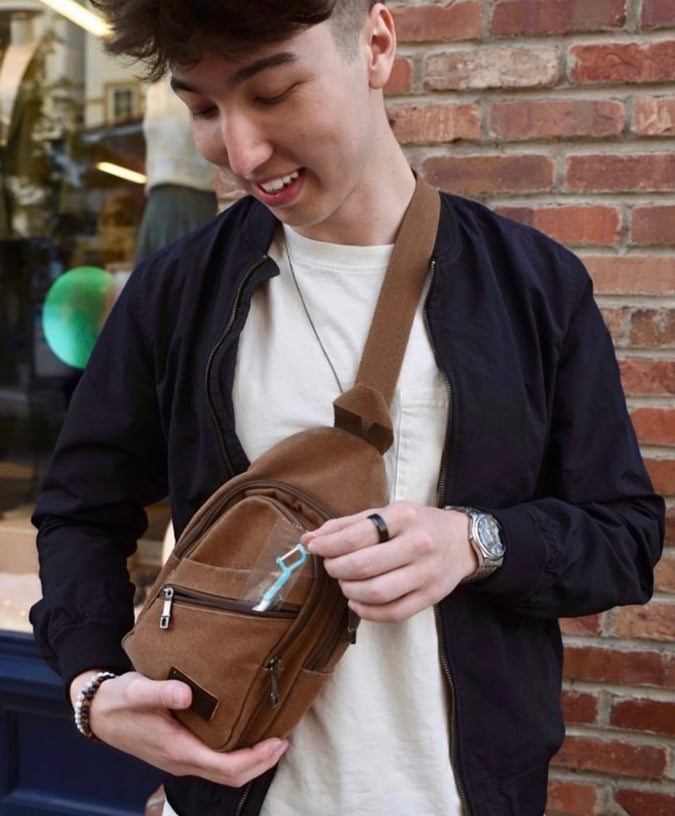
[161,679,193,710]
[125,674,193,711]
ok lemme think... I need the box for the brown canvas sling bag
[123,175,441,751]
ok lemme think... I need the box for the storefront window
[0,1,156,630]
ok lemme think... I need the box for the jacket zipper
[157,585,299,629]
[235,782,252,816]
[425,259,471,815]
[435,607,472,816]
[205,256,272,478]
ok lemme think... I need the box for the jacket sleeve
[480,273,664,618]
[29,268,169,693]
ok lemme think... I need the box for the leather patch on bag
[168,666,218,722]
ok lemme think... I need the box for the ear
[364,3,397,90]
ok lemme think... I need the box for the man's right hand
[69,670,288,786]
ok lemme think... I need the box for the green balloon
[42,266,116,369]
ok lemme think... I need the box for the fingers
[306,508,399,557]
[347,588,428,623]
[191,739,288,787]
[89,672,288,788]
[307,503,471,621]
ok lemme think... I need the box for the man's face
[171,16,387,244]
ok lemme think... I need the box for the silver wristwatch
[446,506,505,582]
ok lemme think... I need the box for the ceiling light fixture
[38,0,110,38]
[96,161,147,185]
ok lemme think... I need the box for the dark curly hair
[90,0,378,81]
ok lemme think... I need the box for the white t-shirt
[235,226,460,816]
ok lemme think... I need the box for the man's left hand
[304,502,478,622]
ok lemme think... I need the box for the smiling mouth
[259,170,300,194]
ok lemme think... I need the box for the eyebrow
[170,51,298,94]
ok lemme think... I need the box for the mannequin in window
[134,76,217,264]
[0,10,50,240]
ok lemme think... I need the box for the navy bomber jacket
[31,192,664,816]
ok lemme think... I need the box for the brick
[547,778,599,816]
[561,690,599,725]
[601,306,628,345]
[631,308,675,347]
[667,507,675,544]
[585,256,675,295]
[630,407,675,446]
[632,206,675,246]
[616,789,675,816]
[491,0,626,35]
[424,46,559,91]
[387,103,479,144]
[570,41,675,85]
[642,0,675,29]
[644,456,675,496]
[495,205,621,245]
[567,153,675,192]
[489,99,624,141]
[619,359,675,396]
[610,696,675,737]
[613,601,675,642]
[655,553,675,592]
[633,97,675,136]
[384,57,413,95]
[559,614,604,636]
[552,736,668,779]
[392,2,482,43]
[422,154,554,196]
[563,645,675,687]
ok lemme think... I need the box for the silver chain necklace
[284,237,345,394]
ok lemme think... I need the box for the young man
[30,2,664,815]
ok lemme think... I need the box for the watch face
[475,514,505,559]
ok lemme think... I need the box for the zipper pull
[267,657,281,708]
[159,586,175,629]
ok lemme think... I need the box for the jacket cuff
[480,506,548,599]
[54,626,134,705]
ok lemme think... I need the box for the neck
[350,141,418,245]
[294,116,417,247]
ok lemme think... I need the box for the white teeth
[261,171,299,193]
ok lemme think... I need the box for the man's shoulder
[436,190,591,316]
[440,191,580,262]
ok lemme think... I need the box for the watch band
[446,506,504,582]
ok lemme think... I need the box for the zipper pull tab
[267,657,281,708]
[159,586,174,629]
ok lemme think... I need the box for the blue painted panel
[0,631,163,816]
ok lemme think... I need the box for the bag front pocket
[125,573,302,750]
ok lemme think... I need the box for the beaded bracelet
[74,671,116,741]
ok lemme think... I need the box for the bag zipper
[259,566,348,709]
[175,482,337,559]
[303,596,348,671]
[158,585,299,630]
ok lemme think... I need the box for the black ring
[367,513,390,543]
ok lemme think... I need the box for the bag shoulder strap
[333,175,441,453]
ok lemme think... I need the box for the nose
[222,111,273,179]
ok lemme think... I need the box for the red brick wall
[385,1,674,814]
